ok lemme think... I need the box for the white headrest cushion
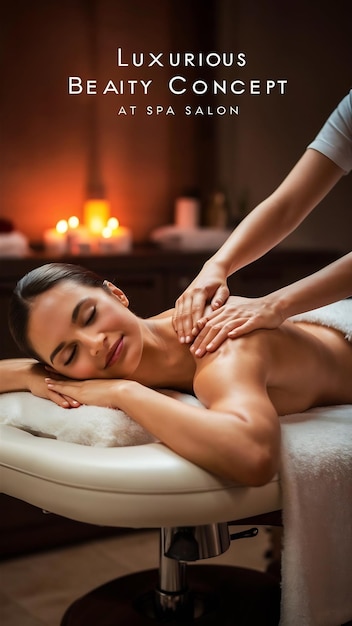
[0,391,157,447]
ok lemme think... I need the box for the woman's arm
[0,358,80,407]
[173,149,344,342]
[0,358,43,392]
[45,342,280,485]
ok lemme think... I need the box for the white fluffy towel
[289,299,352,342]
[0,392,156,447]
[279,405,352,626]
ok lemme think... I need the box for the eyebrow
[49,297,89,364]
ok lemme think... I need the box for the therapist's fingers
[190,295,285,356]
[173,290,208,343]
[210,283,230,310]
[188,283,231,341]
[190,319,235,356]
[189,298,254,355]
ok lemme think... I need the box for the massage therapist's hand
[190,295,284,357]
[27,362,81,409]
[173,261,230,344]
[45,377,127,409]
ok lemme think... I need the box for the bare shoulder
[193,328,274,407]
[149,308,174,320]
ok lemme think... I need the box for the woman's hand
[173,262,230,344]
[27,362,81,408]
[190,295,284,356]
[45,377,126,408]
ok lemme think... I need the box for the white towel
[279,405,352,626]
[0,390,197,446]
[283,300,352,624]
[289,299,352,342]
[0,392,156,446]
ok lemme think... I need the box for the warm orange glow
[98,224,133,253]
[56,219,68,234]
[68,215,80,229]
[102,226,113,239]
[107,217,119,230]
[84,199,110,234]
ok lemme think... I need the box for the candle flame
[102,226,113,239]
[107,217,119,230]
[68,215,80,229]
[56,219,68,234]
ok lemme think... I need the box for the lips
[105,337,123,368]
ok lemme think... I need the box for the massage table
[0,393,284,625]
[2,404,352,626]
[1,359,352,625]
[1,300,352,625]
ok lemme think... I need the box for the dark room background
[1,0,351,250]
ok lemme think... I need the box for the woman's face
[27,280,144,380]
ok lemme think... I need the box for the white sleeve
[307,90,352,174]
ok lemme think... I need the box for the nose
[79,330,107,357]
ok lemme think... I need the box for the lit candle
[65,216,87,254]
[99,220,132,254]
[56,219,68,235]
[43,220,69,255]
[84,199,110,235]
[67,218,94,255]
[107,216,119,230]
[67,215,80,230]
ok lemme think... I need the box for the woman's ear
[103,280,129,307]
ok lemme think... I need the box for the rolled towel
[290,299,352,342]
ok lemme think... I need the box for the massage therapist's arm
[45,344,280,485]
[190,251,352,356]
[173,150,344,343]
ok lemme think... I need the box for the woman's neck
[132,313,196,392]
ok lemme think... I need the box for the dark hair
[8,263,107,360]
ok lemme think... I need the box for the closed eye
[85,306,96,325]
[64,344,77,366]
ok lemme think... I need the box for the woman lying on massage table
[2,262,352,486]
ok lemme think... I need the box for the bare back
[192,317,352,418]
[261,321,352,415]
